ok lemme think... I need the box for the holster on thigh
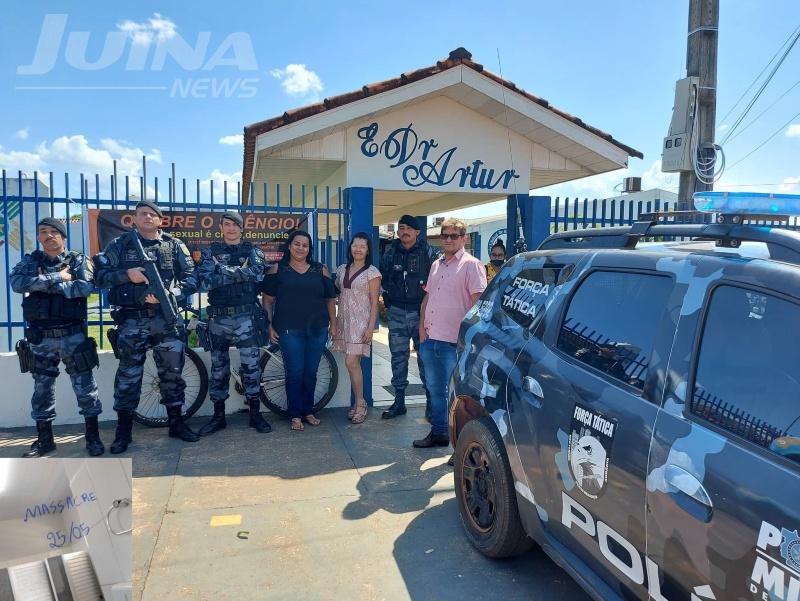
[63,338,99,375]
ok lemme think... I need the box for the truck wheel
[454,417,534,557]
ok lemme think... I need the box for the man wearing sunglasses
[413,218,487,449]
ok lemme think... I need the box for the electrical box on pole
[662,76,699,172]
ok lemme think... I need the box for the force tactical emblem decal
[568,403,616,499]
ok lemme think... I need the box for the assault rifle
[129,231,179,327]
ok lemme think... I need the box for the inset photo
[0,458,131,601]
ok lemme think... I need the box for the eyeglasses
[441,233,463,240]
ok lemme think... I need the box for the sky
[1,1,799,220]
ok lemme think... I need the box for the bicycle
[128,307,338,426]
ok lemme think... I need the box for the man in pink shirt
[413,218,487,448]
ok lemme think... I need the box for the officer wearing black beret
[194,210,272,435]
[93,199,198,452]
[11,217,104,457]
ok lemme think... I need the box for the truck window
[691,285,800,462]
[556,271,673,391]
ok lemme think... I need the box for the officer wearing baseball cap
[379,214,439,421]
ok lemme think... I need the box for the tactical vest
[382,241,433,307]
[108,233,177,307]
[207,242,258,307]
[22,251,87,323]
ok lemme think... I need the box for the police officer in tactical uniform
[380,215,439,420]
[11,217,104,457]
[194,211,272,435]
[93,200,198,453]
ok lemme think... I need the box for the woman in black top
[261,231,337,431]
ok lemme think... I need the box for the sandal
[303,414,321,426]
[351,404,368,424]
[290,418,304,431]
[347,407,356,419]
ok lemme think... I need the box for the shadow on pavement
[393,498,590,601]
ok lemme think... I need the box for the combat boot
[22,420,56,457]
[84,415,105,456]
[198,401,227,436]
[166,406,200,442]
[110,410,134,454]
[248,398,272,433]
[382,389,407,419]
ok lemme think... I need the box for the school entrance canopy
[241,47,642,227]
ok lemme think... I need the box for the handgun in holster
[194,321,212,352]
[15,339,32,373]
[106,328,121,359]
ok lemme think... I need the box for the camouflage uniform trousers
[208,311,263,402]
[29,331,102,422]
[113,315,186,412]
[387,304,429,395]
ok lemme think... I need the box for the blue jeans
[419,338,458,435]
[279,327,328,419]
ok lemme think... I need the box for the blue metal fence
[5,175,799,352]
[546,195,800,235]
[1,169,349,352]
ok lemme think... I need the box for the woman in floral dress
[333,232,382,423]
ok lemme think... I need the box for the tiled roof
[242,48,643,203]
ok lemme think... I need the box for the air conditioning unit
[386,223,395,233]
[623,177,642,193]
[434,217,445,226]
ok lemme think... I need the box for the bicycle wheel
[259,346,338,416]
[134,347,209,427]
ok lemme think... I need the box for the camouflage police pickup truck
[449,192,800,601]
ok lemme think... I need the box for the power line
[721,26,800,145]
[725,77,800,144]
[727,108,800,172]
[718,24,800,127]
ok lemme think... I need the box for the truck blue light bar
[694,191,800,216]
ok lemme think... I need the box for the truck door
[647,283,800,601]
[508,269,676,600]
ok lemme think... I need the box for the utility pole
[678,0,719,210]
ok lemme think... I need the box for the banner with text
[88,209,308,262]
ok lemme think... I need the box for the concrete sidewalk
[0,406,587,601]
[0,335,588,600]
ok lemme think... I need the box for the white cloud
[270,64,323,97]
[0,135,162,186]
[0,144,46,173]
[32,135,161,177]
[219,134,244,146]
[786,124,800,138]
[201,169,243,201]
[15,128,29,140]
[118,13,177,47]
[717,124,729,132]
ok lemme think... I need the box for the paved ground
[0,406,588,601]
[0,333,589,600]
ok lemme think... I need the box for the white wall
[62,459,132,600]
[0,514,69,566]
[0,458,131,601]
[345,95,531,194]
[0,348,353,427]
